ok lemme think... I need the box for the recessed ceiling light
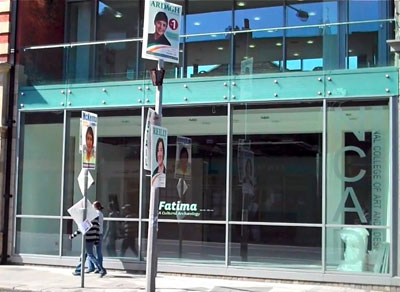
[307,40,314,44]
[254,17,261,21]
[211,34,217,38]
[243,56,248,59]
[276,42,282,46]
[237,2,246,7]
[217,47,224,50]
[309,11,316,16]
[179,49,183,53]
[249,44,255,48]
[348,49,353,53]
[194,22,201,26]
[114,12,123,18]
[293,53,300,57]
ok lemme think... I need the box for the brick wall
[0,0,10,63]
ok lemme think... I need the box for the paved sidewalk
[0,265,387,292]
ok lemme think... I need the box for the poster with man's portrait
[142,0,182,63]
[151,125,168,188]
[81,111,98,170]
[175,136,192,180]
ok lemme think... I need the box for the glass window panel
[232,103,323,223]
[186,0,232,34]
[143,106,227,221]
[63,110,142,219]
[97,0,140,40]
[234,33,283,74]
[327,101,390,226]
[286,28,323,71]
[142,222,225,264]
[17,112,63,216]
[326,227,390,274]
[16,218,60,255]
[286,1,338,27]
[19,47,67,86]
[235,1,283,30]
[230,225,321,270]
[62,219,139,259]
[185,35,230,78]
[349,0,389,22]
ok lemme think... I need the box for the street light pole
[146,59,164,292]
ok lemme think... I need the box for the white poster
[67,198,98,234]
[151,125,168,188]
[174,136,192,180]
[142,0,182,63]
[144,108,160,171]
[81,111,98,170]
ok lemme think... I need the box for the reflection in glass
[63,110,142,218]
[16,218,60,255]
[327,101,390,226]
[143,106,227,221]
[142,222,225,264]
[232,104,323,223]
[230,225,321,270]
[326,227,390,274]
[17,112,63,216]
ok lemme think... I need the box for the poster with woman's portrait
[81,111,98,170]
[151,124,168,188]
[174,136,192,180]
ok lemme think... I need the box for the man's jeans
[75,240,102,273]
[88,234,103,271]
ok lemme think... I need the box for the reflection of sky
[184,1,384,42]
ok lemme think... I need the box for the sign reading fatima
[151,125,168,188]
[81,111,98,170]
[142,0,182,63]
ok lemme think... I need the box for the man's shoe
[94,269,100,274]
[72,271,80,276]
[86,269,95,273]
[99,270,107,278]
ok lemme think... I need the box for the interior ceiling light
[194,22,201,26]
[309,11,316,16]
[307,40,314,44]
[114,11,123,18]
[217,47,224,50]
[254,17,261,21]
[237,2,246,7]
[293,53,300,57]
[349,49,353,53]
[276,42,282,46]
[249,44,255,48]
[211,34,217,37]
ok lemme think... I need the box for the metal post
[146,59,164,292]
[80,168,88,288]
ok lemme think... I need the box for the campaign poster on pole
[144,108,160,171]
[241,149,255,195]
[81,111,98,170]
[151,124,168,188]
[142,0,182,63]
[174,136,192,180]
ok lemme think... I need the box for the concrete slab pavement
[0,265,388,292]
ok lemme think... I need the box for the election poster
[174,136,192,180]
[142,0,182,63]
[81,111,98,170]
[144,108,160,171]
[151,125,168,188]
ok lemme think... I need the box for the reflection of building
[2,0,400,288]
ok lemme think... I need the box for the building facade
[5,0,400,287]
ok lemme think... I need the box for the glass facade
[11,0,398,286]
[15,100,392,276]
[16,0,394,86]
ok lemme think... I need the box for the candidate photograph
[147,11,171,46]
